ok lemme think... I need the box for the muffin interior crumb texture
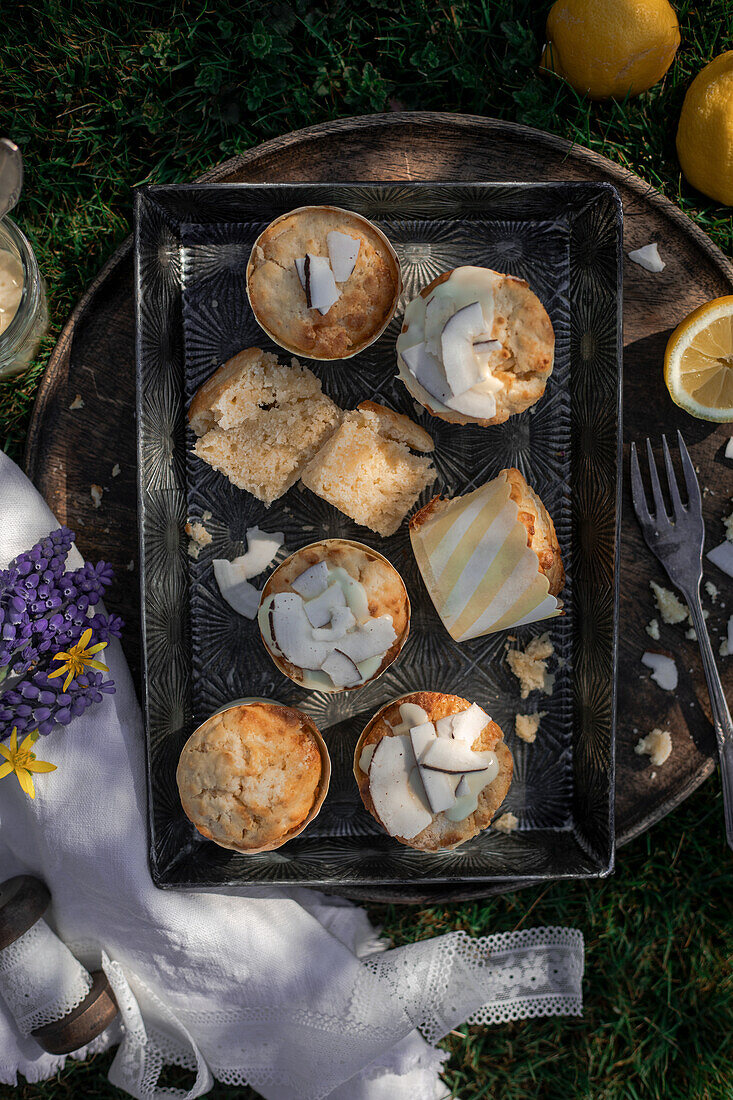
[189,348,342,506]
[301,403,436,537]
[248,208,398,359]
[177,704,322,851]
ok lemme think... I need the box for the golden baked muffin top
[177,702,324,852]
[354,691,513,852]
[396,266,555,426]
[265,539,409,637]
[259,539,410,691]
[247,207,399,359]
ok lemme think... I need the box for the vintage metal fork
[630,431,733,851]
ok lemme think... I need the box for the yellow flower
[48,627,108,692]
[0,728,56,799]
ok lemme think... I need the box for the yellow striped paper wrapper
[410,472,561,641]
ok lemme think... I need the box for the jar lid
[0,876,50,950]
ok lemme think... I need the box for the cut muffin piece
[300,402,436,537]
[189,347,325,435]
[189,347,342,506]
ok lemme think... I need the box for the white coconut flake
[707,541,733,579]
[232,526,283,579]
[641,651,678,691]
[646,618,661,641]
[90,484,103,509]
[213,559,261,619]
[725,438,733,460]
[628,242,665,273]
[304,253,340,315]
[326,230,360,283]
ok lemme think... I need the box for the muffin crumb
[515,711,546,744]
[493,812,519,833]
[506,633,555,699]
[635,728,672,766]
[186,520,212,559]
[650,580,687,624]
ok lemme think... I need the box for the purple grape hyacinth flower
[0,528,122,739]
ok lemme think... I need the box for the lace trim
[361,926,584,1043]
[103,953,213,1100]
[0,927,583,1098]
[0,920,92,1036]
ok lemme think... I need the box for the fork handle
[686,590,733,851]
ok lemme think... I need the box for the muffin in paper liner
[409,468,564,642]
[257,538,411,693]
[246,205,401,361]
[352,691,514,852]
[395,266,555,427]
[176,700,330,854]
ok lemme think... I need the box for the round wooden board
[25,113,733,905]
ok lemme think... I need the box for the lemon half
[664,297,733,422]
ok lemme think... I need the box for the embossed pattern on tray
[135,182,621,887]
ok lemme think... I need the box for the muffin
[247,205,401,360]
[176,701,330,852]
[354,691,513,851]
[258,539,410,692]
[189,347,342,505]
[300,401,436,537]
[410,467,564,641]
[395,266,554,426]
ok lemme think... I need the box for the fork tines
[630,429,702,526]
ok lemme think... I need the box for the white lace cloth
[0,451,584,1100]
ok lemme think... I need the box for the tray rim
[135,176,622,889]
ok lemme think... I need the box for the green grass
[1,1,733,1097]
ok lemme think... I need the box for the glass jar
[0,218,48,380]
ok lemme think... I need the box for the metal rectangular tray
[135,181,622,888]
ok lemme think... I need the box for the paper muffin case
[246,205,402,361]
[181,701,331,854]
[410,472,561,641]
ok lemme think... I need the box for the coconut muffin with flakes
[396,266,554,427]
[354,691,513,852]
[247,206,400,360]
[258,538,410,693]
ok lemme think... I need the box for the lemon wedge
[664,296,733,422]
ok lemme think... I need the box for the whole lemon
[540,0,680,100]
[676,52,733,206]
